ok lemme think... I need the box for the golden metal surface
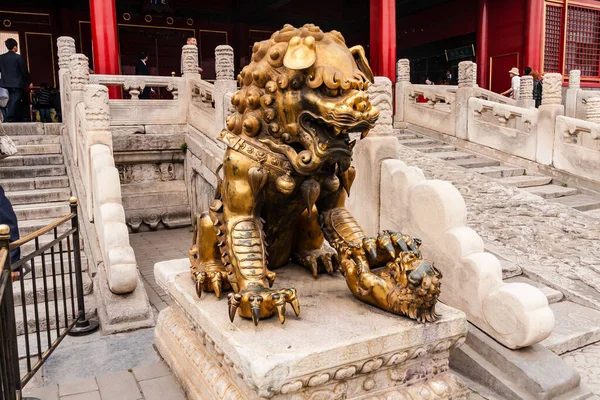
[190,24,441,325]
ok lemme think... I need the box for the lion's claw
[227,287,299,325]
[294,243,338,278]
[193,268,229,298]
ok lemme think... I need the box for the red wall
[487,0,526,92]
[396,0,477,50]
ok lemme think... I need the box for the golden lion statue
[189,24,441,325]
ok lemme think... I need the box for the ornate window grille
[564,5,600,77]
[544,4,563,73]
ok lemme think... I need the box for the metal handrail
[0,197,98,400]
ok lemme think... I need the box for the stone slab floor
[130,227,193,312]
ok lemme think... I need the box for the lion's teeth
[334,126,342,135]
[349,140,356,149]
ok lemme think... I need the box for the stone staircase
[397,129,600,217]
[0,123,96,340]
[397,127,600,395]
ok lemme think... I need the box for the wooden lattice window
[544,4,563,73]
[565,5,600,77]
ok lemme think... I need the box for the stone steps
[18,217,72,236]
[13,202,71,221]
[12,135,61,146]
[0,154,64,167]
[1,176,69,192]
[13,272,93,306]
[410,144,456,153]
[470,165,526,178]
[497,175,553,188]
[5,187,71,206]
[541,301,600,355]
[550,194,600,211]
[395,132,419,141]
[522,185,580,199]
[449,157,501,168]
[14,294,96,336]
[20,234,85,257]
[431,151,475,161]
[397,138,438,146]
[16,143,62,155]
[18,252,89,281]
[0,164,66,179]
[2,122,60,136]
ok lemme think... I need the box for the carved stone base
[154,259,471,400]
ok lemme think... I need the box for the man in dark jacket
[0,185,20,266]
[135,52,151,99]
[0,38,30,122]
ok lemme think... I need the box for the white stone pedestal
[154,259,470,400]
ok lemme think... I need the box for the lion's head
[225,24,379,175]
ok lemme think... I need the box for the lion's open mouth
[300,112,374,156]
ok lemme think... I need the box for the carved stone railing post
[182,44,199,76]
[67,53,90,164]
[586,97,600,123]
[537,73,564,165]
[455,61,477,139]
[393,59,410,129]
[367,77,393,136]
[123,77,145,100]
[57,36,76,152]
[458,61,475,88]
[569,70,581,89]
[565,70,581,118]
[213,45,237,130]
[519,75,535,108]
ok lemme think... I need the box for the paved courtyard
[129,228,193,312]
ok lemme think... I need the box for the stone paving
[129,228,193,312]
[563,342,600,395]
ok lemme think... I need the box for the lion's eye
[320,86,343,97]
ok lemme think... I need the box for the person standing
[0,38,30,122]
[34,82,52,122]
[135,52,152,99]
[531,70,543,108]
[501,67,521,100]
[180,37,204,75]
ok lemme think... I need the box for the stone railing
[554,115,600,182]
[565,70,600,121]
[405,84,457,136]
[468,98,540,161]
[395,60,600,184]
[353,77,554,349]
[87,74,187,126]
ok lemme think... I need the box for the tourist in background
[524,66,532,76]
[51,86,62,122]
[531,70,543,108]
[135,52,152,99]
[501,67,521,100]
[0,38,30,122]
[33,82,52,122]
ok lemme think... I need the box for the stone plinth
[154,259,470,400]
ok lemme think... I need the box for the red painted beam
[524,0,544,72]
[476,0,489,88]
[89,0,121,99]
[370,0,396,82]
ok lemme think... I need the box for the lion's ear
[349,45,374,83]
[283,36,316,70]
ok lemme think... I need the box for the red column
[476,0,489,88]
[89,0,121,99]
[370,0,396,82]
[524,0,544,72]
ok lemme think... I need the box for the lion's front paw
[294,242,338,278]
[227,285,300,325]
